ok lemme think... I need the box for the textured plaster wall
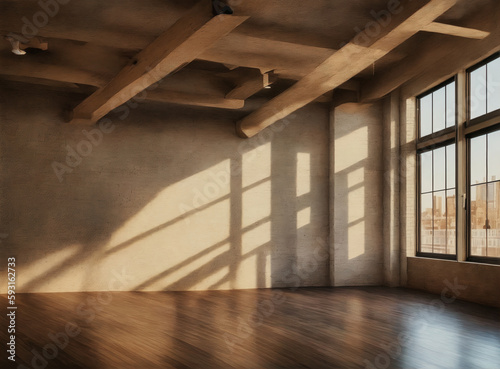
[331,102,384,286]
[0,87,330,293]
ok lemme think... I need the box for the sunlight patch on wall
[348,167,364,188]
[297,152,311,197]
[238,219,271,288]
[242,142,271,188]
[335,127,368,172]
[18,244,83,292]
[348,185,365,260]
[195,266,230,291]
[348,186,365,223]
[242,181,271,228]
[145,242,231,291]
[297,207,311,229]
[105,160,231,253]
[101,197,231,291]
[348,220,366,260]
[242,221,271,255]
[235,252,271,289]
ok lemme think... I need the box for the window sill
[408,256,500,267]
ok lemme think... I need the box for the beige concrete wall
[0,86,330,293]
[407,257,500,307]
[331,102,384,286]
[382,92,401,287]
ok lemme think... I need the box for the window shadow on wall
[0,87,330,295]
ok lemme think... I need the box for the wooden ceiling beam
[236,0,457,138]
[422,22,490,39]
[0,29,339,81]
[69,2,248,124]
[402,36,500,98]
[147,89,244,110]
[200,33,336,80]
[338,79,360,92]
[361,2,498,102]
[0,56,109,87]
[0,57,248,110]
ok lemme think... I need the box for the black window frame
[416,77,458,260]
[466,125,500,265]
[466,53,500,264]
[467,52,500,127]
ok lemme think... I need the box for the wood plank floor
[1,287,499,369]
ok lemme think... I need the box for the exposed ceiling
[0,0,498,136]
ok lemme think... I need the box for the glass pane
[447,189,456,254]
[488,131,500,182]
[421,193,433,253]
[420,94,432,137]
[433,191,447,254]
[487,182,500,257]
[471,184,488,256]
[420,151,433,193]
[446,82,456,128]
[447,144,456,189]
[433,88,446,132]
[487,57,500,113]
[433,147,446,191]
[470,135,487,185]
[470,66,487,119]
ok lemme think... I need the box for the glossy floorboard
[1,287,499,369]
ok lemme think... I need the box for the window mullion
[457,71,468,261]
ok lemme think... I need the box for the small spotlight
[263,72,274,89]
[5,36,26,56]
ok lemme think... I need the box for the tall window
[417,80,457,258]
[470,132,500,258]
[416,53,500,264]
[467,53,500,263]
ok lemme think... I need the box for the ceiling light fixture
[263,72,273,89]
[4,35,48,56]
[5,36,26,55]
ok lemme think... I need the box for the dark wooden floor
[1,287,499,369]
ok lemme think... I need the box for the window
[469,130,500,258]
[467,53,500,263]
[415,53,500,264]
[417,79,457,258]
[419,80,456,137]
[419,145,456,255]
[469,55,500,121]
